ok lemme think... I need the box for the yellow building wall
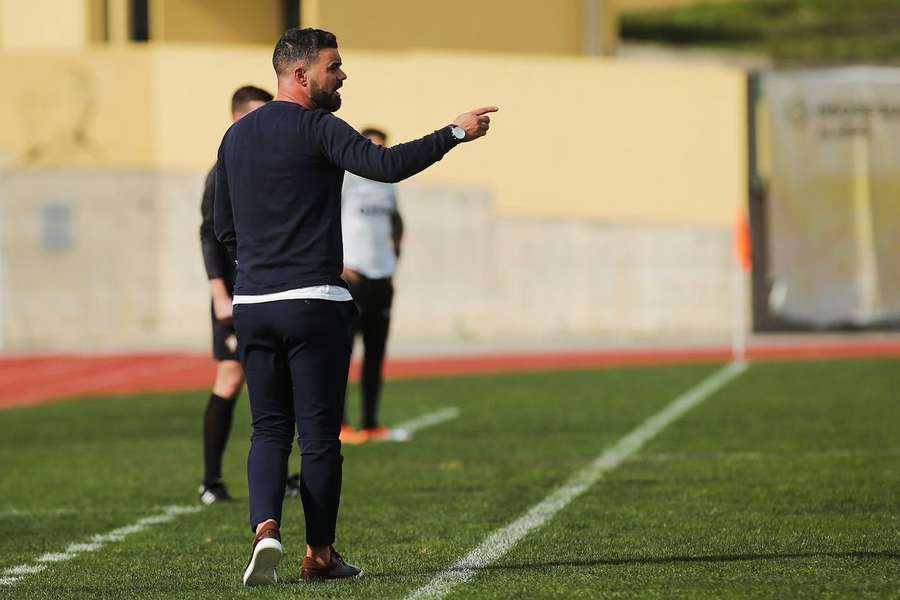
[303,0,609,55]
[0,47,154,167]
[150,47,745,226]
[151,45,277,170]
[0,45,745,226]
[334,51,744,226]
[0,0,621,54]
[150,0,283,45]
[0,0,91,49]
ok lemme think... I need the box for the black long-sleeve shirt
[214,101,458,295]
[199,163,236,293]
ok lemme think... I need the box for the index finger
[472,106,499,116]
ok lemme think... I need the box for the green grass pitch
[1,359,898,599]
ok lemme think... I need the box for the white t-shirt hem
[233,284,353,305]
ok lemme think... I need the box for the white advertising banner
[765,67,900,326]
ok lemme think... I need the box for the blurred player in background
[198,85,302,504]
[340,127,408,444]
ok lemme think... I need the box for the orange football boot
[340,424,369,445]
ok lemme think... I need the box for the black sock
[361,349,386,430]
[203,393,237,487]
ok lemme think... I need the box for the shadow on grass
[477,550,900,572]
[307,550,900,582]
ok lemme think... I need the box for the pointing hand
[453,106,499,142]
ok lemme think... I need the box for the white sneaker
[242,522,283,586]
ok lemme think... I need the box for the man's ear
[294,65,308,87]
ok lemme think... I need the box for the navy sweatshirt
[214,101,458,295]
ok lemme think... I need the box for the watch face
[451,126,465,140]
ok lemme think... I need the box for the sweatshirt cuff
[441,125,462,149]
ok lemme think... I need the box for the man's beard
[310,82,341,112]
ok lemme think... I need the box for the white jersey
[341,172,398,279]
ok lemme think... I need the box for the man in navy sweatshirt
[214,27,496,586]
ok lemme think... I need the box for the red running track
[2,338,900,410]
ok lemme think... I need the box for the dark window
[132,0,149,41]
[283,0,301,30]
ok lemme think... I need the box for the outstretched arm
[319,106,497,183]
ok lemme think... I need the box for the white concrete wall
[396,186,733,341]
[1,171,161,349]
[0,170,734,351]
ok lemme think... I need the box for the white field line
[395,407,460,435]
[405,361,748,600]
[0,507,76,520]
[0,505,201,587]
[632,446,900,465]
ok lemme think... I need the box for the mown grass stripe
[406,361,748,600]
[0,504,201,588]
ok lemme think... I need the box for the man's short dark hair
[273,28,338,75]
[361,127,388,141]
[231,86,273,114]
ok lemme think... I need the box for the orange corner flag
[734,212,752,272]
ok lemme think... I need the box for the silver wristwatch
[449,125,465,141]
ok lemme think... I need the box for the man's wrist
[447,124,465,143]
[209,278,231,301]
